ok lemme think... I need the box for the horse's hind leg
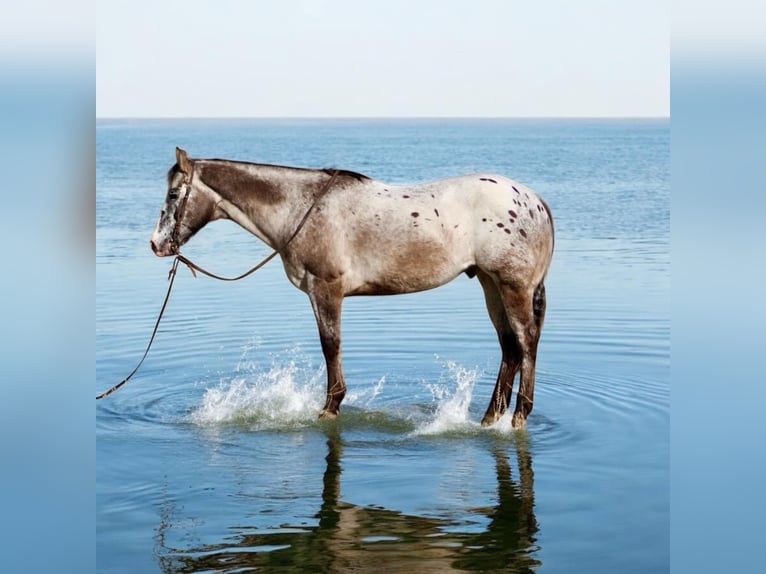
[306,275,347,419]
[478,271,522,427]
[502,281,546,430]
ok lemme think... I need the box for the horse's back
[355,172,553,266]
[312,174,554,294]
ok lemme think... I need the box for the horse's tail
[540,197,555,265]
[533,198,554,324]
[533,281,547,322]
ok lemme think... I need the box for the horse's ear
[176,147,192,174]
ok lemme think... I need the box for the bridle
[96,168,340,399]
[168,164,195,255]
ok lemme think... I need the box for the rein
[96,168,339,400]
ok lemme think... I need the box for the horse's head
[150,148,217,256]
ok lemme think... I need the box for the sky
[97,0,669,118]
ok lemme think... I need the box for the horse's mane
[320,167,370,182]
[168,160,370,185]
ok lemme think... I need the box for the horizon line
[96,115,670,121]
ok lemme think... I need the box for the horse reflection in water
[154,434,540,573]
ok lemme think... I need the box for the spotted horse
[150,148,554,429]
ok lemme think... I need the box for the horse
[150,148,554,429]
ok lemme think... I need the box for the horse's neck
[214,196,273,244]
[199,161,321,249]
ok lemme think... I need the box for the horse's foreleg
[307,275,346,419]
[478,271,522,427]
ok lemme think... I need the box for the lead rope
[96,169,339,399]
[96,258,180,399]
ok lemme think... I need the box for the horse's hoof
[511,412,527,430]
[318,409,338,420]
[481,413,500,427]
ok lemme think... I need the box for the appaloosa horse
[150,148,554,429]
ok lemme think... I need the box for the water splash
[187,347,496,435]
[233,336,264,374]
[187,350,325,430]
[412,361,483,436]
[345,376,386,408]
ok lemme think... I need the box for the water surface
[97,119,669,573]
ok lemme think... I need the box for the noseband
[169,164,194,254]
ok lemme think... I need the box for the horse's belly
[345,236,472,296]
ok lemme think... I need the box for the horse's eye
[168,191,179,200]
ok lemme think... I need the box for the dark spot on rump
[509,210,517,218]
[537,204,543,212]
[434,208,439,217]
[431,194,435,199]
[519,229,527,238]
[464,264,478,278]
[411,212,419,217]
[525,193,529,198]
[496,222,504,228]
[512,186,520,194]
[480,177,498,184]
[454,224,459,228]
[529,209,535,218]
[482,218,487,222]
[524,201,528,207]
[504,228,511,234]
[402,195,410,198]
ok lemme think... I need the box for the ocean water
[96,119,669,573]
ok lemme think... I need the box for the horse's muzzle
[150,238,173,257]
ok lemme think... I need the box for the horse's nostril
[150,239,158,253]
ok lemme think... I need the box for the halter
[169,163,195,255]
